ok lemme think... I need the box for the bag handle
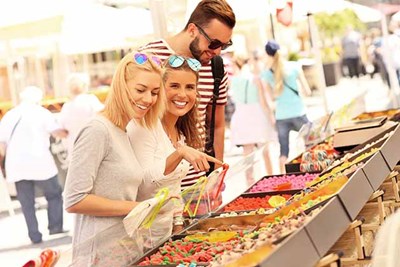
[270,68,299,96]
[205,56,224,163]
[244,79,249,104]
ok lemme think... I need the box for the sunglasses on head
[194,23,233,51]
[133,53,162,66]
[168,55,201,72]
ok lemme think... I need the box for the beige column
[5,41,18,105]
[308,14,329,115]
[52,43,70,98]
[34,56,46,92]
[149,0,168,38]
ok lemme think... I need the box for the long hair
[162,56,203,149]
[271,51,285,97]
[185,0,236,29]
[102,52,165,129]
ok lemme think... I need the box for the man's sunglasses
[194,23,233,51]
[134,53,162,66]
[168,55,201,72]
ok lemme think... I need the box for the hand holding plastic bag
[123,188,170,237]
[182,163,229,217]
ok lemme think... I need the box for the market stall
[129,112,400,267]
[38,107,400,267]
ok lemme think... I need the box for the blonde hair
[271,51,285,97]
[162,56,203,149]
[102,52,165,130]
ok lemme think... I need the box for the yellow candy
[268,196,286,208]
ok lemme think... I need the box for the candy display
[215,208,274,218]
[223,194,292,212]
[210,208,323,267]
[300,150,334,172]
[259,175,349,224]
[353,109,400,121]
[210,242,273,267]
[286,139,339,173]
[136,173,348,266]
[307,162,364,187]
[248,173,318,192]
[97,119,400,267]
[185,224,256,234]
[138,237,241,265]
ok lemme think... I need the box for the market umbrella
[59,3,153,54]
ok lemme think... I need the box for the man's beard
[189,37,204,63]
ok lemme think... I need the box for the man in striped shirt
[139,0,236,191]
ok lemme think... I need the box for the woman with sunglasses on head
[127,55,222,241]
[139,0,236,191]
[63,51,165,265]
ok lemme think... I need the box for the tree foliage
[314,9,366,62]
[315,9,366,39]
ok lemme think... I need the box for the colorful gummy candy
[249,173,318,192]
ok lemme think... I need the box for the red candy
[223,195,291,212]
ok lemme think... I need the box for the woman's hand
[176,145,223,172]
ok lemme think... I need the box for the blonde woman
[128,55,222,242]
[63,52,165,265]
[260,40,311,173]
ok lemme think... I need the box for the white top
[0,103,61,182]
[127,120,189,243]
[58,93,104,158]
[127,120,189,202]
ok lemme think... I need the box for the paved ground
[0,75,394,266]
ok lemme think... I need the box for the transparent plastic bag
[182,164,229,217]
[181,176,208,217]
[141,204,176,250]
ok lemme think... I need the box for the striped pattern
[139,40,228,190]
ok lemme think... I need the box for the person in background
[128,55,222,242]
[58,73,104,161]
[387,20,400,86]
[229,57,276,180]
[341,26,362,79]
[63,52,165,265]
[138,0,236,191]
[260,40,311,174]
[0,86,68,244]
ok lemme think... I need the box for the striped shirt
[139,39,228,190]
